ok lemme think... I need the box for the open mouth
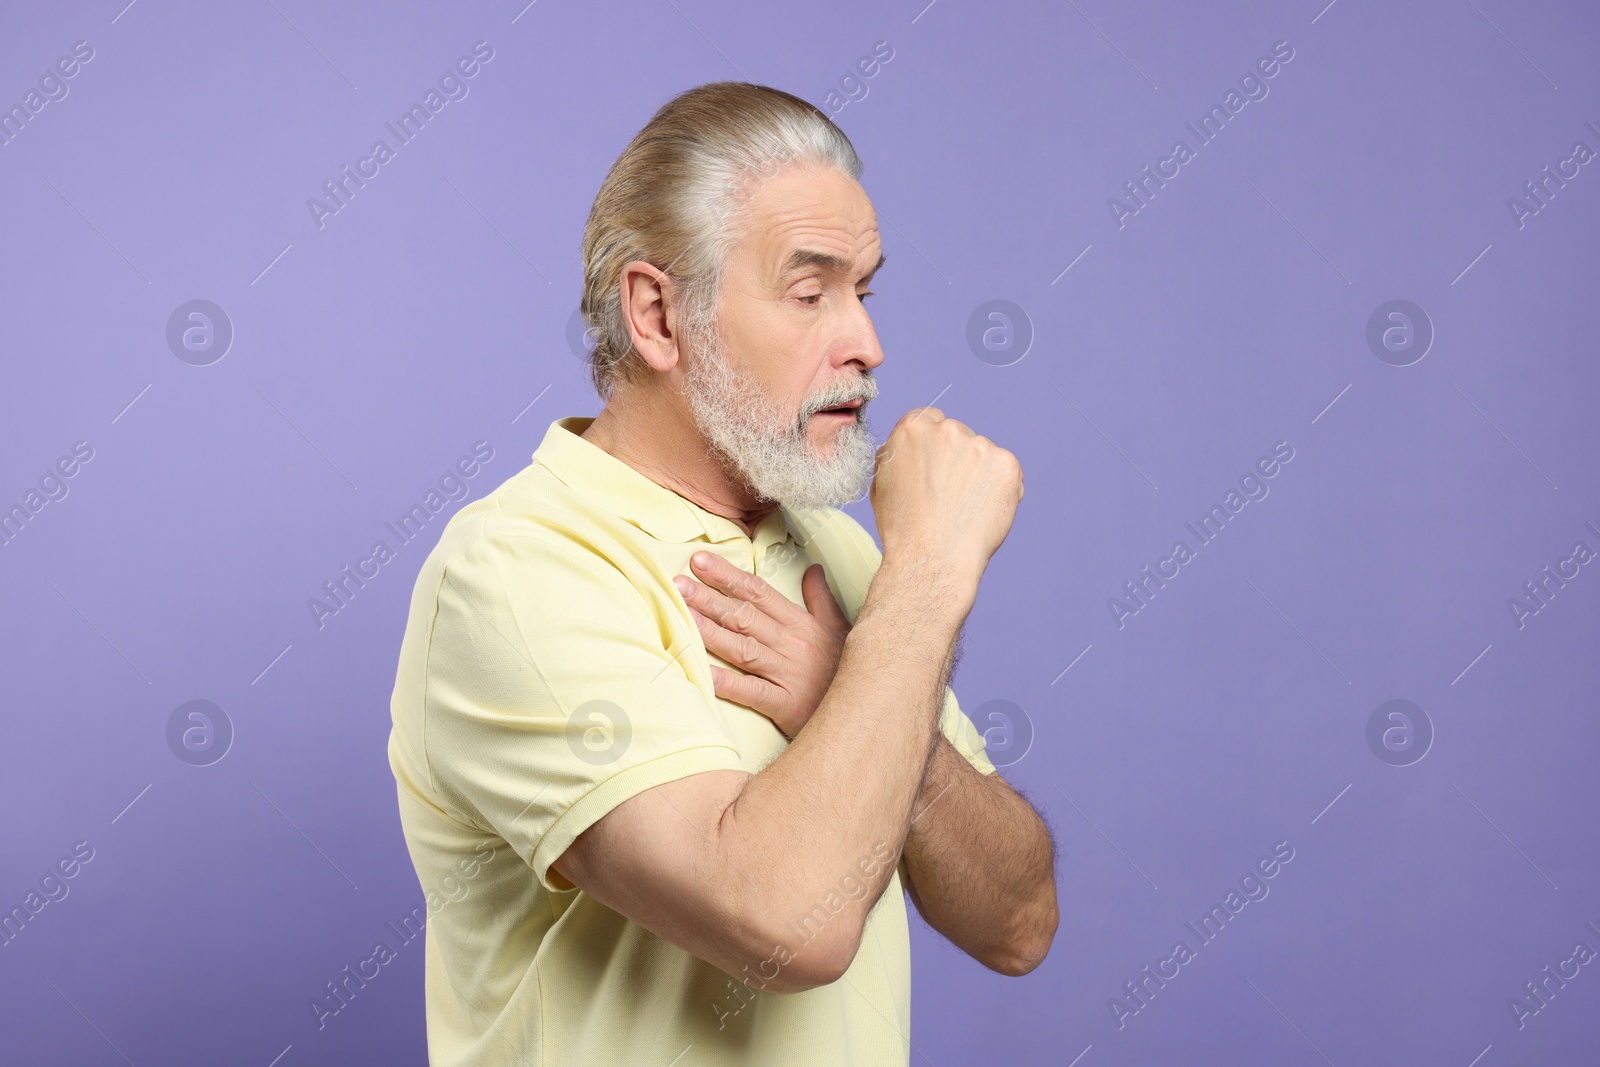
[814,400,863,419]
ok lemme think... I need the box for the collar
[531,416,789,546]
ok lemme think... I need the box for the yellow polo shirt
[387,415,995,1067]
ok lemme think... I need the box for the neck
[580,384,780,539]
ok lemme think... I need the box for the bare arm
[553,554,968,992]
[903,735,1058,975]
[683,558,1059,977]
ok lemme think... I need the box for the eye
[798,293,822,306]
[858,291,875,303]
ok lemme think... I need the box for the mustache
[801,374,879,419]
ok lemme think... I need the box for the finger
[709,663,792,722]
[689,551,785,614]
[687,553,798,632]
[678,574,781,648]
[800,564,850,632]
[686,601,773,674]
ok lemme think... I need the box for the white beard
[680,316,879,509]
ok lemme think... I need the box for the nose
[837,302,885,374]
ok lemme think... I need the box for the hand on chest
[664,536,816,772]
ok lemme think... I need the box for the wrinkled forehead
[739,168,883,286]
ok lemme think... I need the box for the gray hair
[579,81,862,399]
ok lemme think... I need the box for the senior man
[388,81,1057,1066]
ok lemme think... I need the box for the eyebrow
[779,248,886,284]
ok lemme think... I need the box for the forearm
[903,735,1058,975]
[717,557,970,976]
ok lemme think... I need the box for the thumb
[801,563,849,629]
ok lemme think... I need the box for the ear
[620,260,684,374]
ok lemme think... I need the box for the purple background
[3,0,1597,1063]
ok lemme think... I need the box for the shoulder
[405,463,647,632]
[429,461,616,568]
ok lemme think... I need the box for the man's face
[680,163,886,508]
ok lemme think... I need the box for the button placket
[759,539,798,579]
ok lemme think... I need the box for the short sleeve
[420,532,743,892]
[938,685,997,777]
[806,506,997,777]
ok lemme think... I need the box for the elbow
[986,936,1051,978]
[739,915,864,995]
[771,926,864,994]
[707,866,867,995]
[985,893,1058,978]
